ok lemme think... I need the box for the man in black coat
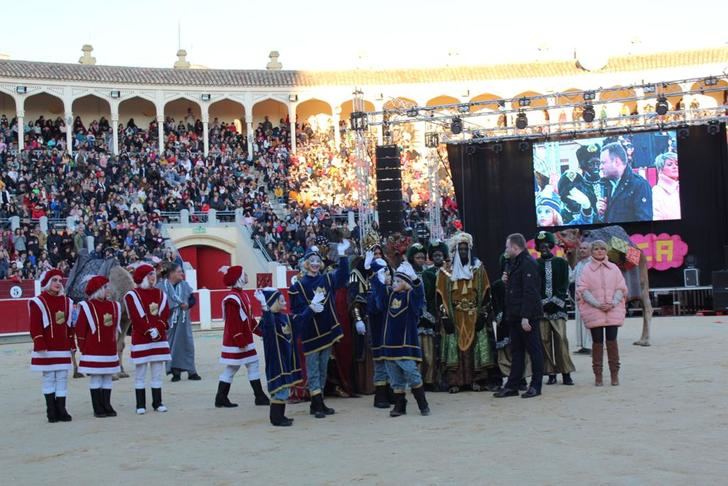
[598,142,653,223]
[494,233,545,399]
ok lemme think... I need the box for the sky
[1,0,726,71]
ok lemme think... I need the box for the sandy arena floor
[1,316,728,485]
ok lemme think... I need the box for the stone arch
[296,98,333,133]
[0,90,16,118]
[599,86,637,117]
[469,93,503,112]
[252,98,288,127]
[118,96,157,131]
[71,94,110,128]
[511,90,548,109]
[209,98,246,132]
[383,97,418,112]
[164,97,202,125]
[23,91,65,122]
[690,79,728,106]
[339,98,375,122]
[425,95,459,107]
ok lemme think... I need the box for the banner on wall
[527,233,688,271]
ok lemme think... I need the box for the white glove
[376,268,387,284]
[254,289,268,310]
[355,320,366,335]
[568,188,591,209]
[398,261,418,281]
[364,251,374,270]
[310,303,324,313]
[148,327,160,340]
[311,291,325,306]
[337,239,351,256]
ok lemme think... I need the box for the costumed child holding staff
[254,288,304,426]
[370,260,431,417]
[29,269,75,423]
[75,275,122,418]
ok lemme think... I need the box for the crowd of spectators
[0,109,459,279]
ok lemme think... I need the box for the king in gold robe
[436,232,496,392]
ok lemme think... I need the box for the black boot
[44,393,58,423]
[171,368,181,382]
[282,402,294,423]
[309,394,326,419]
[90,389,106,418]
[320,397,335,415]
[250,379,270,406]
[373,385,390,409]
[389,392,407,417]
[101,389,117,417]
[386,384,396,404]
[151,388,167,412]
[215,381,238,408]
[562,373,574,386]
[270,402,293,426]
[135,388,146,414]
[411,386,430,416]
[55,396,72,422]
[546,375,558,385]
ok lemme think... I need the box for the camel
[67,252,136,378]
[556,227,653,346]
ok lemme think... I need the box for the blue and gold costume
[289,254,349,356]
[259,291,303,398]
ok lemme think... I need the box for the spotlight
[450,117,463,134]
[518,140,530,152]
[497,100,506,109]
[466,145,477,155]
[16,86,27,94]
[704,77,718,86]
[406,107,419,117]
[424,132,439,148]
[458,104,470,114]
[350,111,368,132]
[518,97,531,107]
[492,143,503,153]
[583,90,596,101]
[110,90,121,98]
[655,96,669,116]
[707,121,720,136]
[582,103,595,122]
[201,93,211,101]
[515,111,528,130]
[643,84,656,94]
[678,127,689,139]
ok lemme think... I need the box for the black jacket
[604,167,652,223]
[504,250,543,321]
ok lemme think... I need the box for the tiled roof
[0,47,725,88]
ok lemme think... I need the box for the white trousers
[219,361,260,384]
[89,374,114,389]
[135,362,165,389]
[42,370,69,397]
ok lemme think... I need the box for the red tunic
[124,288,171,365]
[29,292,74,372]
[76,299,122,374]
[220,289,259,366]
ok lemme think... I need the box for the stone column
[16,112,24,151]
[203,120,209,156]
[157,115,164,155]
[333,111,341,150]
[246,121,254,160]
[288,101,297,154]
[111,104,119,155]
[65,112,74,154]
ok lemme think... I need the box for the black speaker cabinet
[712,270,728,311]
[375,145,403,236]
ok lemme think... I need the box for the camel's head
[555,229,582,250]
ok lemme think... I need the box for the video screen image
[532,130,679,227]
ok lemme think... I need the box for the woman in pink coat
[576,240,628,386]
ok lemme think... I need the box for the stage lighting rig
[425,132,439,148]
[515,111,528,129]
[350,111,368,132]
[458,104,470,114]
[582,103,596,122]
[655,96,669,116]
[583,90,596,101]
[518,97,531,107]
[450,117,463,134]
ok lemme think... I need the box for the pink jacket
[576,258,628,328]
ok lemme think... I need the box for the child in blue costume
[288,240,351,419]
[253,288,303,427]
[370,260,431,417]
